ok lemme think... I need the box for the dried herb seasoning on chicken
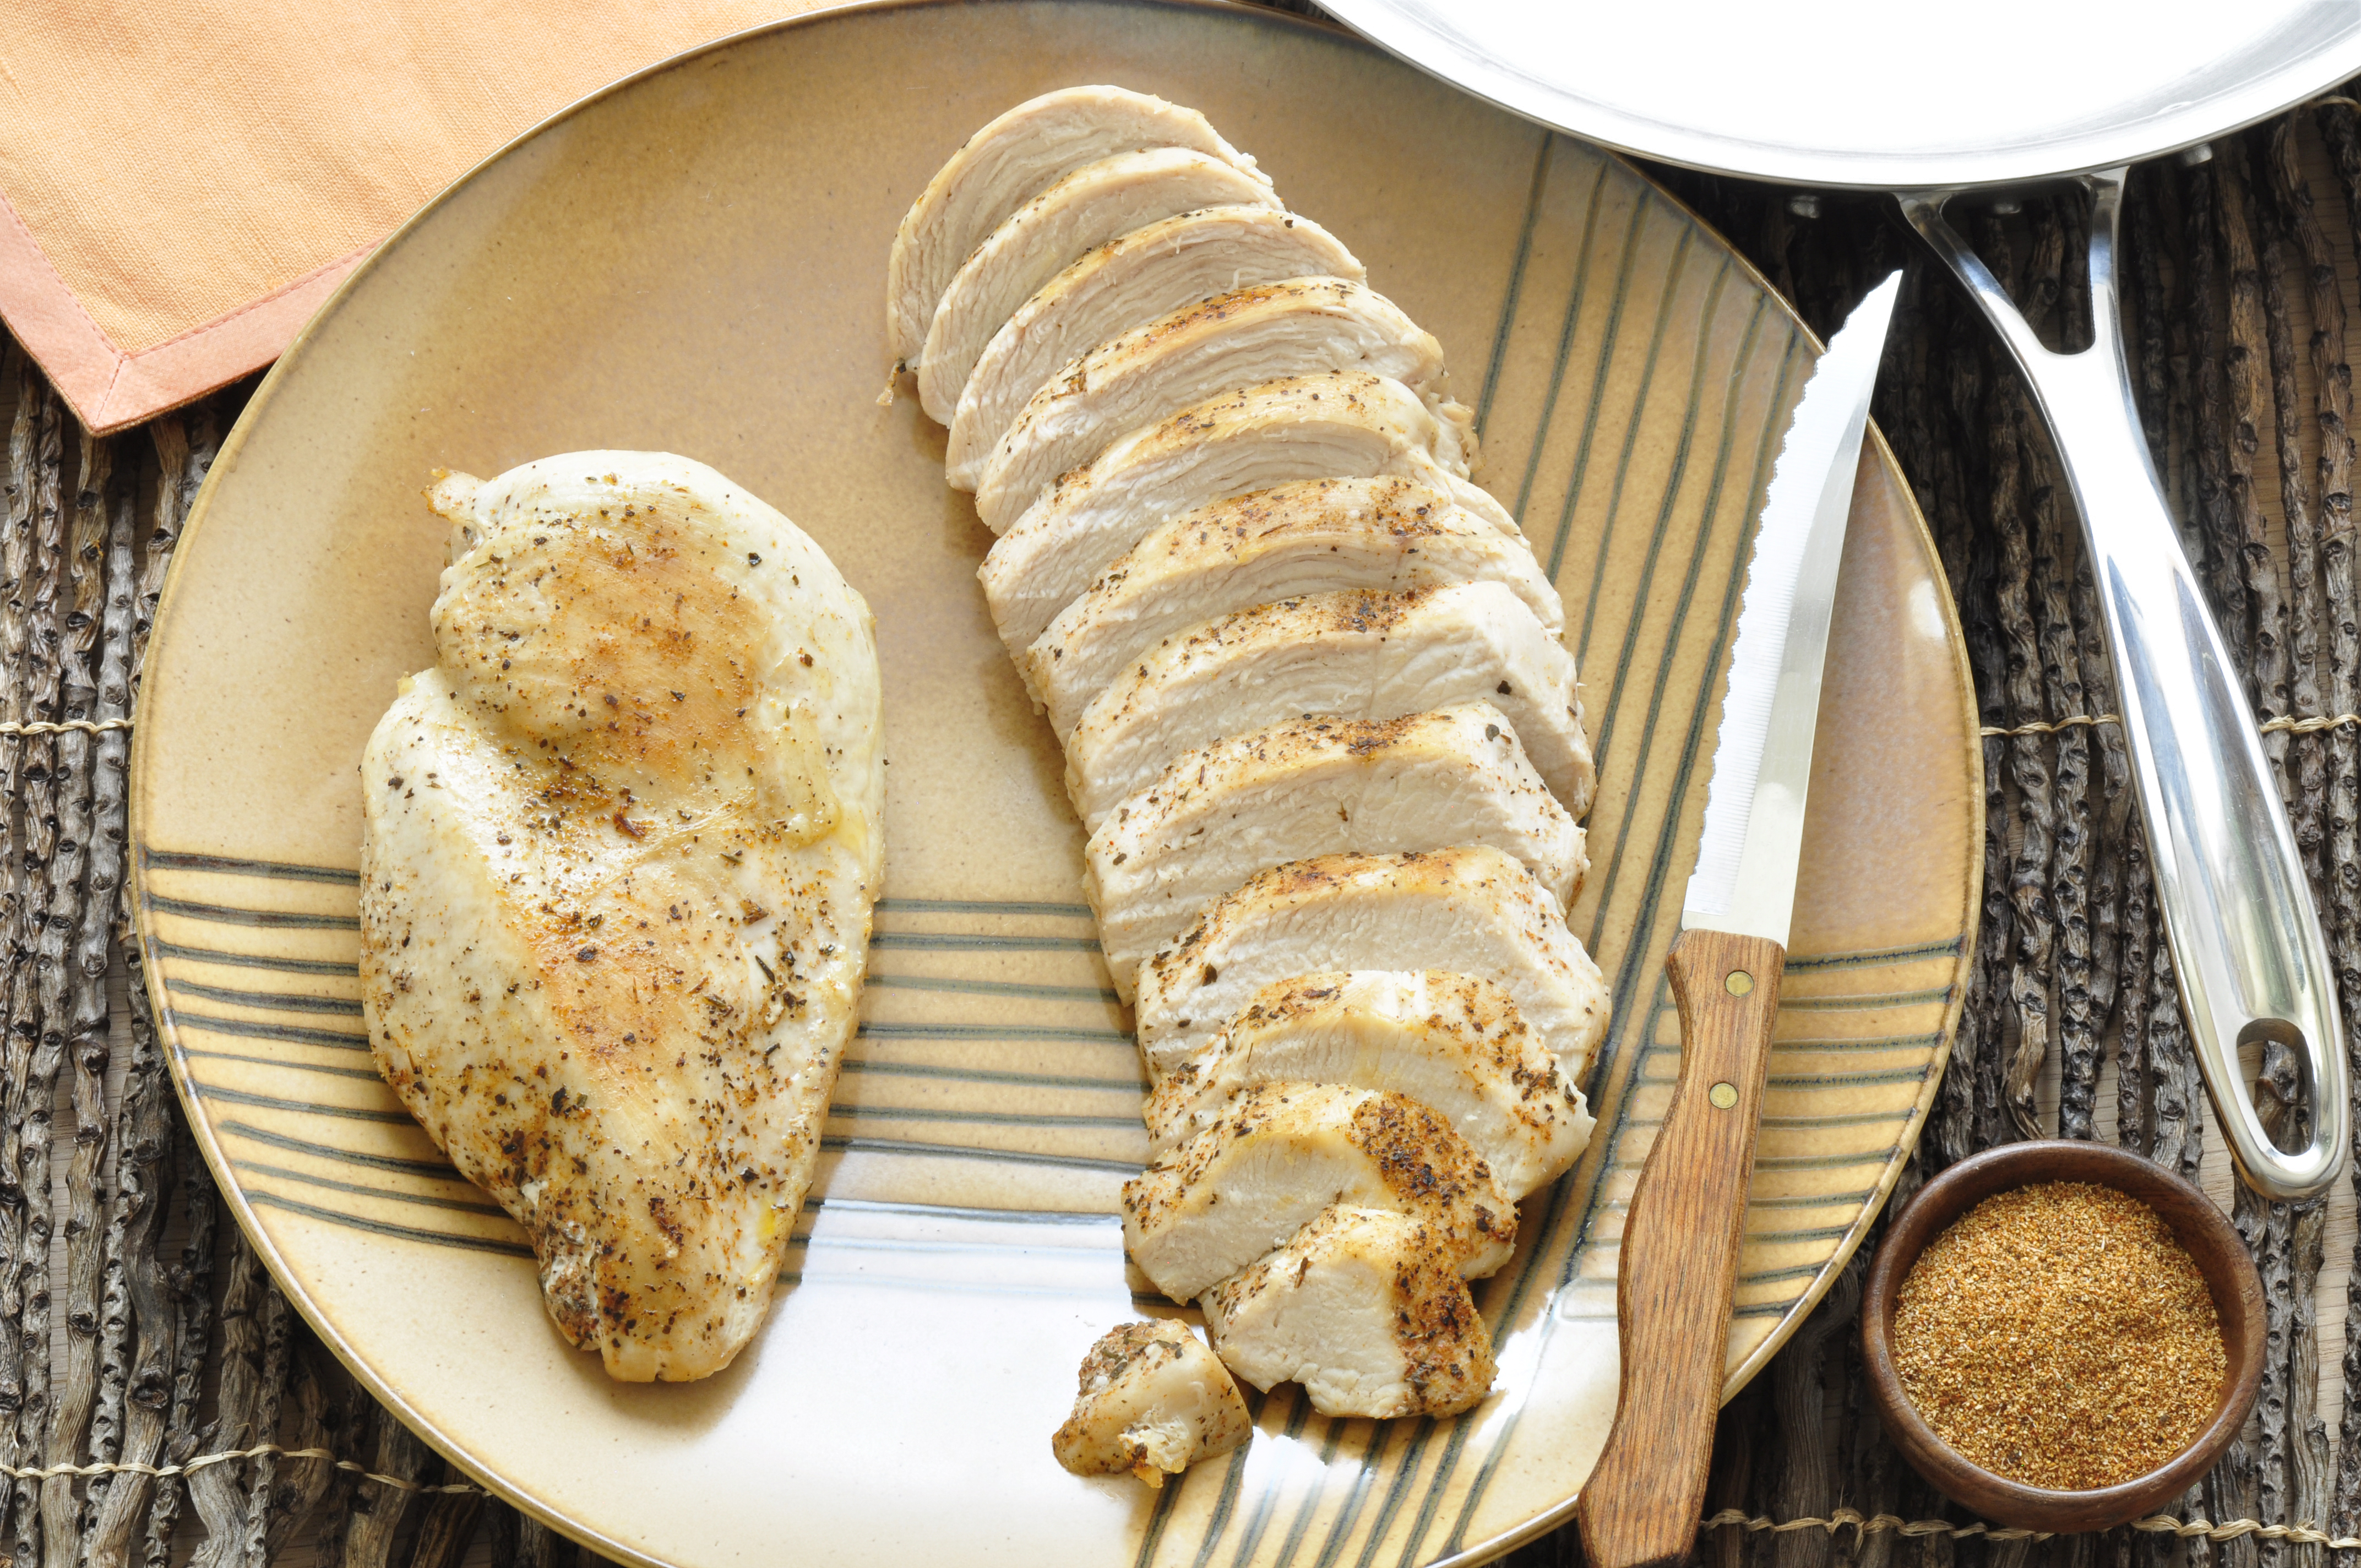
[358,451,884,1382]
[890,83,1605,1445]
[1052,1321,1250,1486]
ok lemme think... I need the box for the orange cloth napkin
[0,0,824,433]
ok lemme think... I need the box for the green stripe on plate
[165,1009,368,1050]
[151,940,360,977]
[144,849,362,884]
[233,1160,509,1218]
[246,1190,532,1258]
[840,1059,1142,1092]
[146,894,358,930]
[166,977,361,1015]
[818,1134,1138,1176]
[825,1103,1145,1132]
[869,932,1100,953]
[875,897,1092,918]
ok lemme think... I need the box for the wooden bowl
[1860,1140,2264,1532]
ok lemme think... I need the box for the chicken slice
[974,280,1444,531]
[947,206,1364,488]
[1204,1205,1498,1419]
[1063,581,1592,832]
[918,149,1281,421]
[1086,705,1584,994]
[888,85,1267,368]
[1131,847,1608,1080]
[1144,971,1592,1200]
[1024,476,1562,736]
[980,372,1503,652]
[360,452,883,1382]
[1123,1084,1515,1302]
[1052,1320,1250,1486]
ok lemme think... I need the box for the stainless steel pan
[1318,0,2361,1199]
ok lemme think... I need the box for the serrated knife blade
[1684,270,1902,945]
[1577,271,1901,1568]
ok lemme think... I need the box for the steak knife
[1575,271,1902,1568]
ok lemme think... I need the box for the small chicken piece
[360,453,883,1381]
[1052,1320,1251,1486]
[1204,1205,1499,1419]
[1064,582,1593,831]
[1086,705,1584,994]
[948,206,1364,488]
[978,371,1505,647]
[1144,971,1592,1200]
[1133,847,1608,1080]
[888,85,1268,368]
[919,149,1281,421]
[1024,476,1562,736]
[1123,1083,1515,1302]
[974,280,1444,531]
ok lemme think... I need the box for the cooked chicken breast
[946,206,1364,488]
[359,453,883,1382]
[974,280,1444,531]
[980,372,1501,654]
[1063,582,1593,831]
[918,149,1281,422]
[1086,705,1584,993]
[1051,1320,1250,1486]
[1203,1205,1498,1419]
[1131,847,1608,1080]
[1123,1084,1515,1302]
[1144,971,1592,1200]
[1024,476,1562,734]
[888,85,1267,368]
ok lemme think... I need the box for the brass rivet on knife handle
[1575,927,1786,1568]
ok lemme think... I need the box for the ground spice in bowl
[1889,1179,2228,1491]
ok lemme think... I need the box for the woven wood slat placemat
[14,37,2361,1568]
[1645,109,2361,1568]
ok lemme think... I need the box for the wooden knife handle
[1575,927,1786,1568]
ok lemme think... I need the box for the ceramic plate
[128,3,1981,1565]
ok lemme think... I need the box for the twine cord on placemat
[0,717,129,735]
[1978,711,2361,736]
[0,1443,481,1494]
[1701,1509,2361,1548]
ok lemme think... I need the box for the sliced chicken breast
[1051,1319,1250,1485]
[1064,581,1593,831]
[918,149,1281,422]
[1123,1084,1515,1302]
[974,280,1444,531]
[980,372,1502,654]
[1025,476,1562,734]
[1204,1205,1498,1419]
[946,206,1363,488]
[1131,847,1608,1080]
[1086,705,1584,993]
[1144,970,1593,1200]
[888,85,1267,367]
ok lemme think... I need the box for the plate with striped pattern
[128,3,1981,1565]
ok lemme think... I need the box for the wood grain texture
[1578,928,1786,1568]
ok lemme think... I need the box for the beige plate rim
[127,4,1984,1564]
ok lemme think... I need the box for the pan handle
[1899,173,2346,1200]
